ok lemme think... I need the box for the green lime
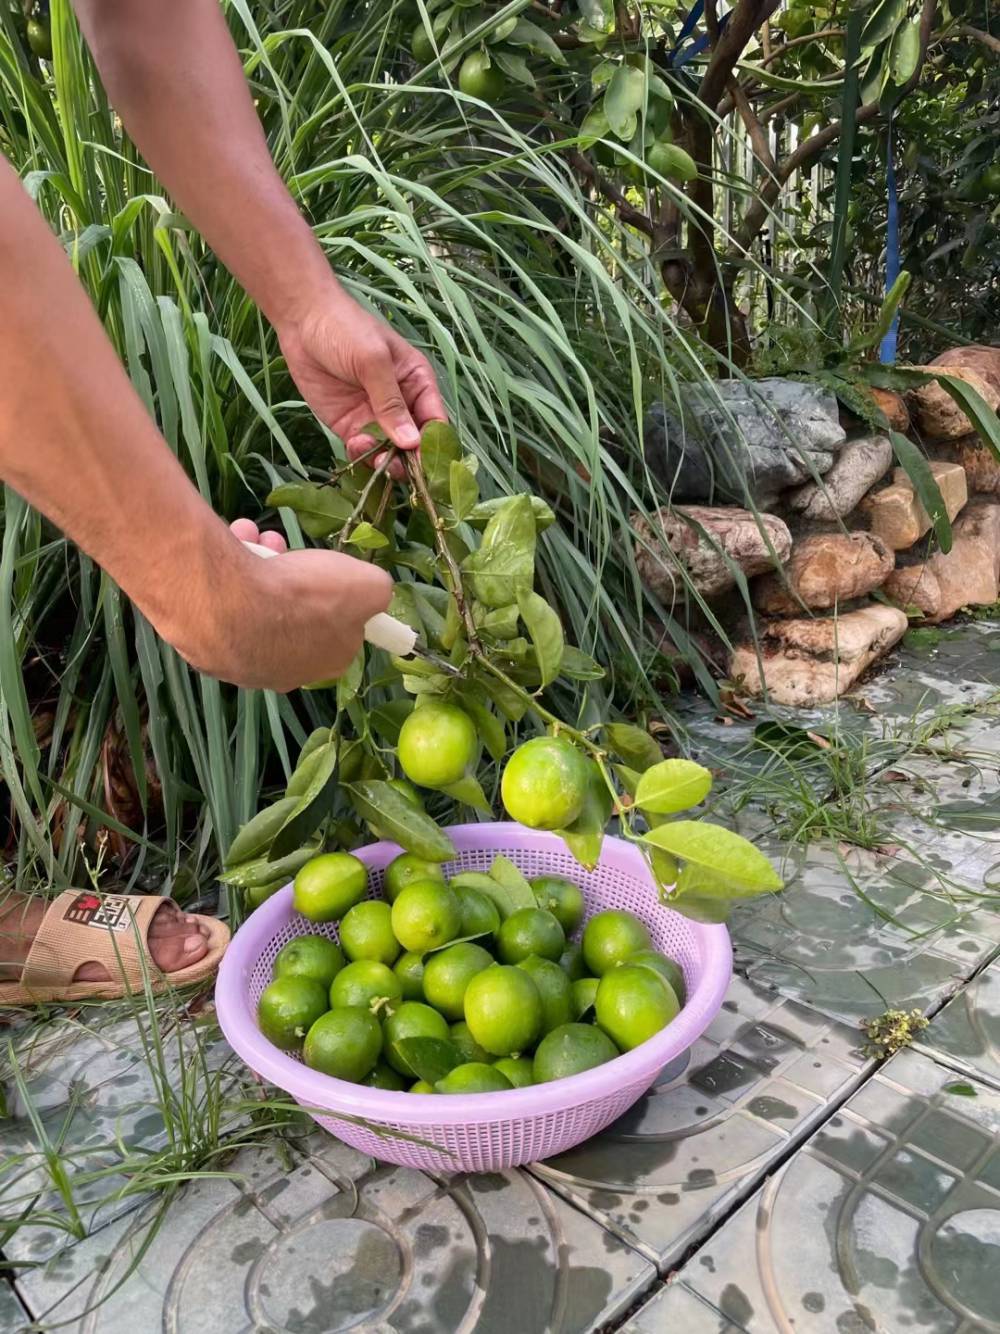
[411,20,434,65]
[329,959,403,1015]
[26,18,52,60]
[497,907,565,965]
[571,976,600,1019]
[501,736,589,830]
[393,950,426,1001]
[595,965,679,1051]
[246,880,284,909]
[410,1079,435,1094]
[293,852,368,923]
[464,965,543,1057]
[422,942,494,1021]
[339,900,399,966]
[435,1062,513,1093]
[364,1060,407,1090]
[531,876,585,935]
[383,1001,450,1075]
[582,909,652,976]
[493,1056,535,1088]
[457,50,506,102]
[391,880,462,953]
[624,949,686,1004]
[383,853,445,903]
[397,702,478,789]
[516,956,574,1034]
[450,1020,492,1064]
[272,935,345,989]
[559,942,587,981]
[533,1023,619,1083]
[455,885,501,939]
[257,976,329,1051]
[303,1007,382,1082]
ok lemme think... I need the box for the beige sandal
[1,890,230,1005]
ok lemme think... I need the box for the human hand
[277,286,447,479]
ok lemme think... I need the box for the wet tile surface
[916,955,1000,1091]
[531,976,869,1270]
[0,1284,29,1334]
[622,1278,745,1331]
[660,1048,1000,1333]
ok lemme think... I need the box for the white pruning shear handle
[244,539,457,672]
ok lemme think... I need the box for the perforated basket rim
[215,823,732,1124]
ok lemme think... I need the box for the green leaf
[347,522,390,550]
[860,0,907,49]
[889,432,952,554]
[649,142,698,182]
[368,698,414,746]
[450,869,533,919]
[454,689,507,761]
[225,796,299,867]
[489,854,534,897]
[888,15,921,84]
[477,603,521,640]
[419,420,462,502]
[667,894,731,924]
[347,780,456,862]
[674,862,770,901]
[477,671,528,722]
[557,761,613,871]
[648,846,679,890]
[559,646,605,681]
[604,722,662,772]
[466,495,555,531]
[635,759,713,815]
[577,0,614,31]
[270,739,339,859]
[492,49,536,88]
[944,1082,978,1097]
[395,1037,465,1084]
[614,764,642,797]
[580,102,611,145]
[642,822,783,892]
[219,842,321,889]
[506,18,566,64]
[449,459,480,520]
[516,590,564,687]
[298,727,333,765]
[266,482,352,540]
[441,772,493,814]
[752,721,828,758]
[463,494,537,608]
[605,65,645,139]
[285,746,325,799]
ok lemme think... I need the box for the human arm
[0,158,391,691]
[73,0,446,464]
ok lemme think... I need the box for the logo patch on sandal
[63,893,132,932]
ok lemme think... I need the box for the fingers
[257,529,288,554]
[393,337,448,429]
[229,518,260,543]
[357,343,422,453]
[346,433,407,481]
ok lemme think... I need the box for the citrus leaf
[270,740,339,859]
[218,842,321,889]
[605,64,645,139]
[477,671,528,722]
[466,495,555,531]
[368,699,414,745]
[559,646,605,681]
[286,746,326,799]
[450,870,533,918]
[649,142,698,182]
[507,17,566,63]
[298,727,333,765]
[888,15,921,83]
[674,861,771,901]
[347,521,390,550]
[516,590,564,687]
[454,688,507,761]
[419,420,462,502]
[577,0,614,31]
[860,0,907,49]
[492,49,536,87]
[476,603,521,640]
[441,772,493,814]
[666,894,731,923]
[648,847,679,890]
[889,432,952,553]
[642,821,783,892]
[395,1036,465,1084]
[225,796,300,867]
[604,722,662,772]
[557,762,613,870]
[489,854,534,896]
[347,780,456,861]
[635,758,713,815]
[463,494,536,608]
[614,763,642,797]
[944,1082,978,1097]
[266,481,352,540]
[336,650,365,707]
[580,102,611,145]
[449,460,480,520]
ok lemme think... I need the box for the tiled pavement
[2,624,999,1332]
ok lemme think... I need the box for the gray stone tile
[530,976,869,1270]
[15,1141,653,1332]
[915,956,1000,1090]
[0,1283,29,1334]
[666,1049,1000,1332]
[621,1279,746,1331]
[732,841,1000,1022]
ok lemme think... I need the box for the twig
[329,442,384,483]
[960,23,1000,55]
[404,452,482,654]
[335,452,396,550]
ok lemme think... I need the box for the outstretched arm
[74,0,446,463]
[0,158,391,691]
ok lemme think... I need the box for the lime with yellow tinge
[329,959,402,1015]
[302,1007,382,1082]
[383,1001,450,1075]
[410,1079,435,1094]
[391,880,462,953]
[493,1056,535,1088]
[422,941,493,1021]
[497,906,565,965]
[272,935,344,990]
[257,976,329,1051]
[383,852,445,903]
[533,1022,619,1083]
[364,1060,407,1091]
[435,1062,513,1094]
[293,852,368,923]
[450,1020,492,1064]
[501,736,589,831]
[338,899,399,966]
[463,965,543,1057]
[582,909,651,976]
[397,701,478,790]
[531,876,585,935]
[595,965,679,1051]
[570,976,599,1020]
[393,950,426,1001]
[624,948,686,1005]
[516,955,574,1034]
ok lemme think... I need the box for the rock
[945,437,1000,495]
[633,505,792,602]
[861,460,967,550]
[788,434,894,520]
[930,344,1000,396]
[868,387,911,432]
[910,366,1000,441]
[644,378,846,504]
[729,606,908,706]
[752,532,894,614]
[883,500,1000,624]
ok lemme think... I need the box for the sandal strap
[21,891,164,991]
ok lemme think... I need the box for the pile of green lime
[255,847,686,1093]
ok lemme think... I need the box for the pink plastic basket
[216,823,732,1172]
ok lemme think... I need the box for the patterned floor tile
[620,1279,745,1331]
[530,976,869,1271]
[732,841,1000,1023]
[915,956,1000,1091]
[14,1138,654,1333]
[664,1049,1000,1332]
[0,1283,29,1334]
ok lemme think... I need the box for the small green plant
[862,1008,928,1059]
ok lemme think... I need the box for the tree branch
[960,23,1000,55]
[729,78,775,171]
[697,0,783,110]
[567,149,655,239]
